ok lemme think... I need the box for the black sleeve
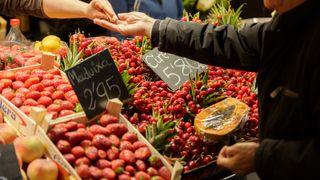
[0,0,47,18]
[152,18,266,72]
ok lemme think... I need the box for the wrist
[145,19,156,38]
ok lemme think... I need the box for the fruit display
[47,112,171,180]
[0,68,82,119]
[0,44,42,70]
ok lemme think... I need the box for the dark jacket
[0,0,46,18]
[151,0,320,179]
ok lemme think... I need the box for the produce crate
[35,99,183,180]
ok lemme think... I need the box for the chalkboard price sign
[143,48,207,91]
[66,49,130,120]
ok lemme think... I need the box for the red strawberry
[59,110,75,117]
[158,166,171,180]
[60,100,74,110]
[11,97,23,107]
[15,72,29,82]
[41,79,54,87]
[53,78,67,87]
[125,165,136,176]
[85,146,98,161]
[89,166,103,179]
[0,79,12,88]
[71,146,85,158]
[44,86,54,93]
[51,90,64,100]
[26,91,41,100]
[1,88,15,100]
[107,147,119,161]
[111,159,125,172]
[12,81,24,90]
[148,155,163,169]
[24,98,38,106]
[134,147,151,160]
[40,91,51,97]
[47,126,68,143]
[96,159,111,169]
[75,157,90,166]
[64,90,75,99]
[16,87,29,94]
[98,149,107,159]
[121,132,138,143]
[118,174,131,180]
[147,167,158,177]
[135,159,146,171]
[80,140,92,148]
[24,77,40,88]
[31,69,46,75]
[63,153,75,164]
[65,121,78,131]
[135,171,151,180]
[19,105,31,115]
[48,69,60,75]
[109,134,120,147]
[42,73,54,80]
[37,96,52,107]
[100,114,118,127]
[0,71,15,80]
[76,164,90,178]
[48,111,58,119]
[68,95,79,104]
[56,139,71,154]
[29,83,44,92]
[133,141,147,151]
[56,84,73,93]
[65,131,91,145]
[47,103,62,113]
[14,92,25,101]
[119,149,135,164]
[102,167,116,180]
[88,124,110,136]
[120,141,134,151]
[92,134,112,149]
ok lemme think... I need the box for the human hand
[94,12,156,38]
[85,0,117,22]
[217,142,259,176]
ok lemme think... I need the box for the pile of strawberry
[0,69,81,119]
[48,114,171,180]
[0,44,42,70]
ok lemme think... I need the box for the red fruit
[122,132,138,143]
[0,79,12,88]
[1,89,15,100]
[85,146,98,161]
[134,147,151,160]
[24,98,38,106]
[24,77,40,88]
[102,168,116,180]
[37,96,52,107]
[12,81,24,90]
[63,153,76,164]
[76,164,90,178]
[65,131,91,145]
[89,166,103,179]
[89,124,110,136]
[135,159,146,171]
[158,166,171,180]
[48,111,58,119]
[60,101,75,111]
[40,91,51,97]
[120,141,134,151]
[26,91,41,100]
[56,140,71,154]
[59,110,75,117]
[47,126,68,143]
[119,149,135,164]
[11,97,23,107]
[42,73,54,80]
[92,134,112,149]
[135,171,151,180]
[16,87,29,94]
[64,121,78,131]
[96,159,111,169]
[68,95,79,104]
[44,86,55,93]
[125,165,136,175]
[53,79,67,87]
[0,71,15,80]
[107,147,119,161]
[31,69,46,75]
[118,174,131,180]
[29,83,44,92]
[15,72,29,82]
[148,155,163,169]
[100,114,118,127]
[75,157,90,166]
[80,139,92,148]
[64,90,75,99]
[71,146,85,158]
[147,167,158,177]
[107,135,120,148]
[41,79,54,87]
[111,159,125,171]
[48,68,60,75]
[56,84,73,93]
[106,123,127,137]
[51,90,64,100]
[53,99,63,105]
[133,141,147,151]
[47,103,61,113]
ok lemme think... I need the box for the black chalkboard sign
[143,48,207,91]
[0,144,22,180]
[66,49,130,120]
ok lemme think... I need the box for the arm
[154,18,264,71]
[0,0,45,17]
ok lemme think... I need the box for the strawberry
[65,131,91,145]
[100,114,118,126]
[68,95,79,104]
[75,157,90,166]
[92,134,112,149]
[125,165,136,176]
[109,134,120,147]
[0,71,15,80]
[56,84,73,93]
[121,132,138,143]
[40,91,51,97]
[96,159,111,169]
[118,174,131,180]
[29,73,43,81]
[41,79,54,87]
[11,97,23,107]
[44,86,55,93]
[63,153,75,164]
[19,105,31,115]
[1,90,15,100]
[80,140,92,148]
[98,149,107,159]
[42,73,54,80]
[102,167,116,180]
[85,146,98,161]
[53,78,67,87]
[26,91,41,100]
[37,96,52,107]
[71,146,85,158]
[135,159,146,171]
[76,164,90,178]
[107,147,119,161]
[120,141,134,151]
[111,159,125,172]
[31,69,46,75]
[24,77,40,88]
[56,139,71,154]
[48,69,60,75]
[60,101,74,111]
[148,155,163,169]
[158,166,171,180]
[89,124,110,136]
[147,167,159,177]
[64,90,75,99]
[134,147,151,160]
[48,111,58,119]
[0,79,12,88]
[59,110,75,117]
[29,83,44,92]
[119,149,135,164]
[15,72,29,82]
[135,171,151,180]
[51,90,64,100]
[89,166,103,179]
[47,103,62,113]
[16,87,29,94]
[133,141,147,151]
[12,81,24,90]
[106,123,123,137]
[65,121,78,131]
[24,98,38,106]
[14,93,25,101]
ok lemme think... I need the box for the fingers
[94,0,118,22]
[93,18,120,32]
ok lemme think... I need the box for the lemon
[41,39,61,53]
[42,35,61,42]
[33,41,42,50]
